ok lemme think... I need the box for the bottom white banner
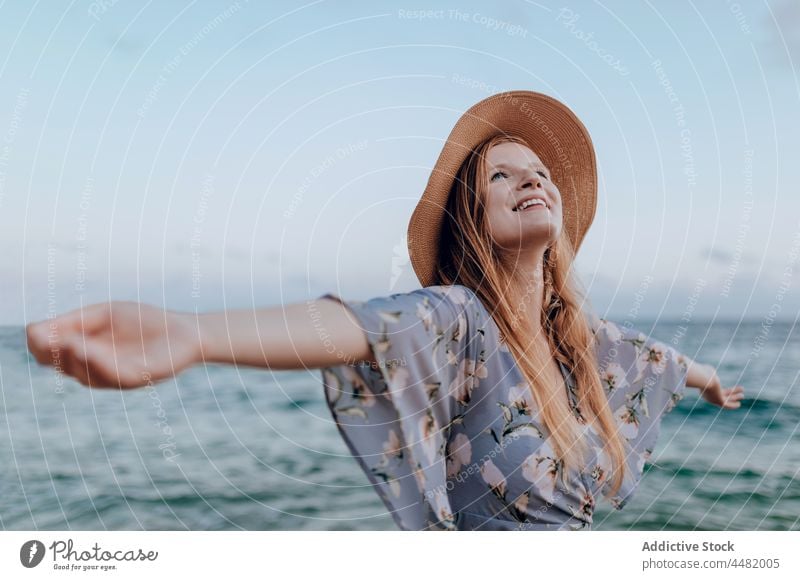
[1,531,797,578]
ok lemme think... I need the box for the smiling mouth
[513,199,549,212]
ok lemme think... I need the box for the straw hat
[406,90,597,288]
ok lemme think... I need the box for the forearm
[195,297,371,370]
[682,354,716,392]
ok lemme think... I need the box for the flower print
[419,408,440,464]
[589,464,605,485]
[566,520,590,531]
[578,489,595,519]
[322,369,342,406]
[335,406,367,419]
[633,341,668,384]
[509,490,530,522]
[374,330,391,355]
[599,362,627,394]
[424,381,440,402]
[430,284,469,306]
[502,422,544,439]
[614,404,640,439]
[444,413,466,432]
[415,298,435,332]
[606,495,624,510]
[451,312,467,343]
[446,432,472,478]
[382,428,403,460]
[507,382,535,415]
[635,449,651,474]
[503,387,544,439]
[480,459,507,502]
[483,427,502,446]
[521,449,559,504]
[410,459,427,493]
[343,366,376,407]
[473,358,488,380]
[498,332,511,352]
[625,386,650,419]
[377,310,402,324]
[428,488,457,530]
[435,325,465,367]
[564,370,588,425]
[387,365,410,392]
[664,389,684,413]
[371,464,402,498]
[497,401,514,424]
[589,445,611,486]
[599,318,623,344]
[448,357,487,407]
[444,342,458,367]
[627,329,648,350]
[647,341,669,372]
[388,479,402,498]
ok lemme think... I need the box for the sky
[0,0,798,325]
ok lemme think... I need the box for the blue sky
[1,0,798,325]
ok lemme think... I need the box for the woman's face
[482,141,563,253]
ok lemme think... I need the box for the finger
[26,321,58,365]
[725,398,742,409]
[26,305,110,365]
[85,342,149,389]
[86,343,131,388]
[55,336,80,384]
[62,338,118,389]
[65,339,94,387]
[50,303,111,335]
[68,338,118,388]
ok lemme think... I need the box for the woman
[26,91,744,531]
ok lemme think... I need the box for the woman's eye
[537,170,549,179]
[490,171,507,182]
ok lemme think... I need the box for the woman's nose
[519,172,543,189]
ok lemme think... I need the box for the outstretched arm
[682,354,744,410]
[26,297,373,389]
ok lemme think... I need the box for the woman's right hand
[697,363,745,410]
[26,301,201,389]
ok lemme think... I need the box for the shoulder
[422,284,478,304]
[583,311,645,345]
[423,285,485,315]
[408,284,486,330]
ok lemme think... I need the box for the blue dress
[318,284,689,530]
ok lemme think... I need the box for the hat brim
[407,90,597,288]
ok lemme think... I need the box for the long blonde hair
[434,133,628,499]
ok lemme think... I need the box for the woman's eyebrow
[491,161,550,172]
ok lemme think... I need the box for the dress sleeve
[586,312,690,510]
[316,284,485,530]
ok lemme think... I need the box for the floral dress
[318,284,689,531]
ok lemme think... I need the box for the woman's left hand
[699,364,745,409]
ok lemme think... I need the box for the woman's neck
[503,254,547,340]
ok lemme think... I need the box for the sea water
[1,319,797,531]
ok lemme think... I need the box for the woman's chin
[493,231,558,253]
